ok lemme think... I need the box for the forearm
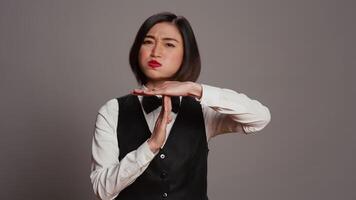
[200,84,271,136]
[91,99,158,199]
[91,140,156,200]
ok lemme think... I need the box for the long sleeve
[198,84,271,141]
[90,99,159,200]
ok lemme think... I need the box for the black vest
[115,94,209,200]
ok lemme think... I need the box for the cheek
[169,51,184,67]
[138,48,149,64]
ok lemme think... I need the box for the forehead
[146,22,182,41]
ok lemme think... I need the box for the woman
[90,12,271,200]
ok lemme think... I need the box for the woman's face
[139,22,184,84]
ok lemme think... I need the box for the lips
[148,60,162,68]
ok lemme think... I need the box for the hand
[147,95,173,153]
[132,81,203,100]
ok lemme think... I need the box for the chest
[116,95,207,162]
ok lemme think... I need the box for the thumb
[167,114,173,124]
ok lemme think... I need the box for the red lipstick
[148,60,162,68]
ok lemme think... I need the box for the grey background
[0,0,355,199]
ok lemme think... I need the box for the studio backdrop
[0,0,354,200]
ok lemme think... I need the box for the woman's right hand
[147,95,173,153]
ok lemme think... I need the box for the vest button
[160,153,166,159]
[160,171,168,179]
[162,192,168,198]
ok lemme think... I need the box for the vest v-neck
[133,94,184,148]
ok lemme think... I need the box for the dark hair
[129,12,201,85]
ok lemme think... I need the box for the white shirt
[90,84,271,200]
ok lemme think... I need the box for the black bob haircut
[129,12,201,85]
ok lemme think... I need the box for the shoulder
[97,98,119,118]
[97,94,134,115]
[116,93,134,104]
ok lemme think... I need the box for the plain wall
[0,0,355,199]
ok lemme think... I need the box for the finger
[158,96,167,123]
[144,89,159,95]
[165,96,173,124]
[163,95,172,113]
[167,114,172,123]
[161,96,171,123]
[162,114,173,125]
[133,89,151,94]
[132,88,160,96]
[165,100,173,124]
[131,89,146,95]
[145,86,168,96]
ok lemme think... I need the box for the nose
[151,43,162,57]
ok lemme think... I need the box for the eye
[166,43,176,47]
[142,40,153,45]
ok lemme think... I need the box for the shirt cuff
[198,84,221,106]
[136,139,159,166]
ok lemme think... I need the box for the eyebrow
[145,35,180,43]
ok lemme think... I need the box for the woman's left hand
[132,81,202,99]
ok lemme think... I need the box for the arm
[195,84,271,140]
[90,99,158,200]
[132,81,271,141]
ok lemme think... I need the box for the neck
[145,80,168,89]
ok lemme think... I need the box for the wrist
[188,82,202,100]
[147,138,161,153]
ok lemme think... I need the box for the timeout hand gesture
[131,81,203,153]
